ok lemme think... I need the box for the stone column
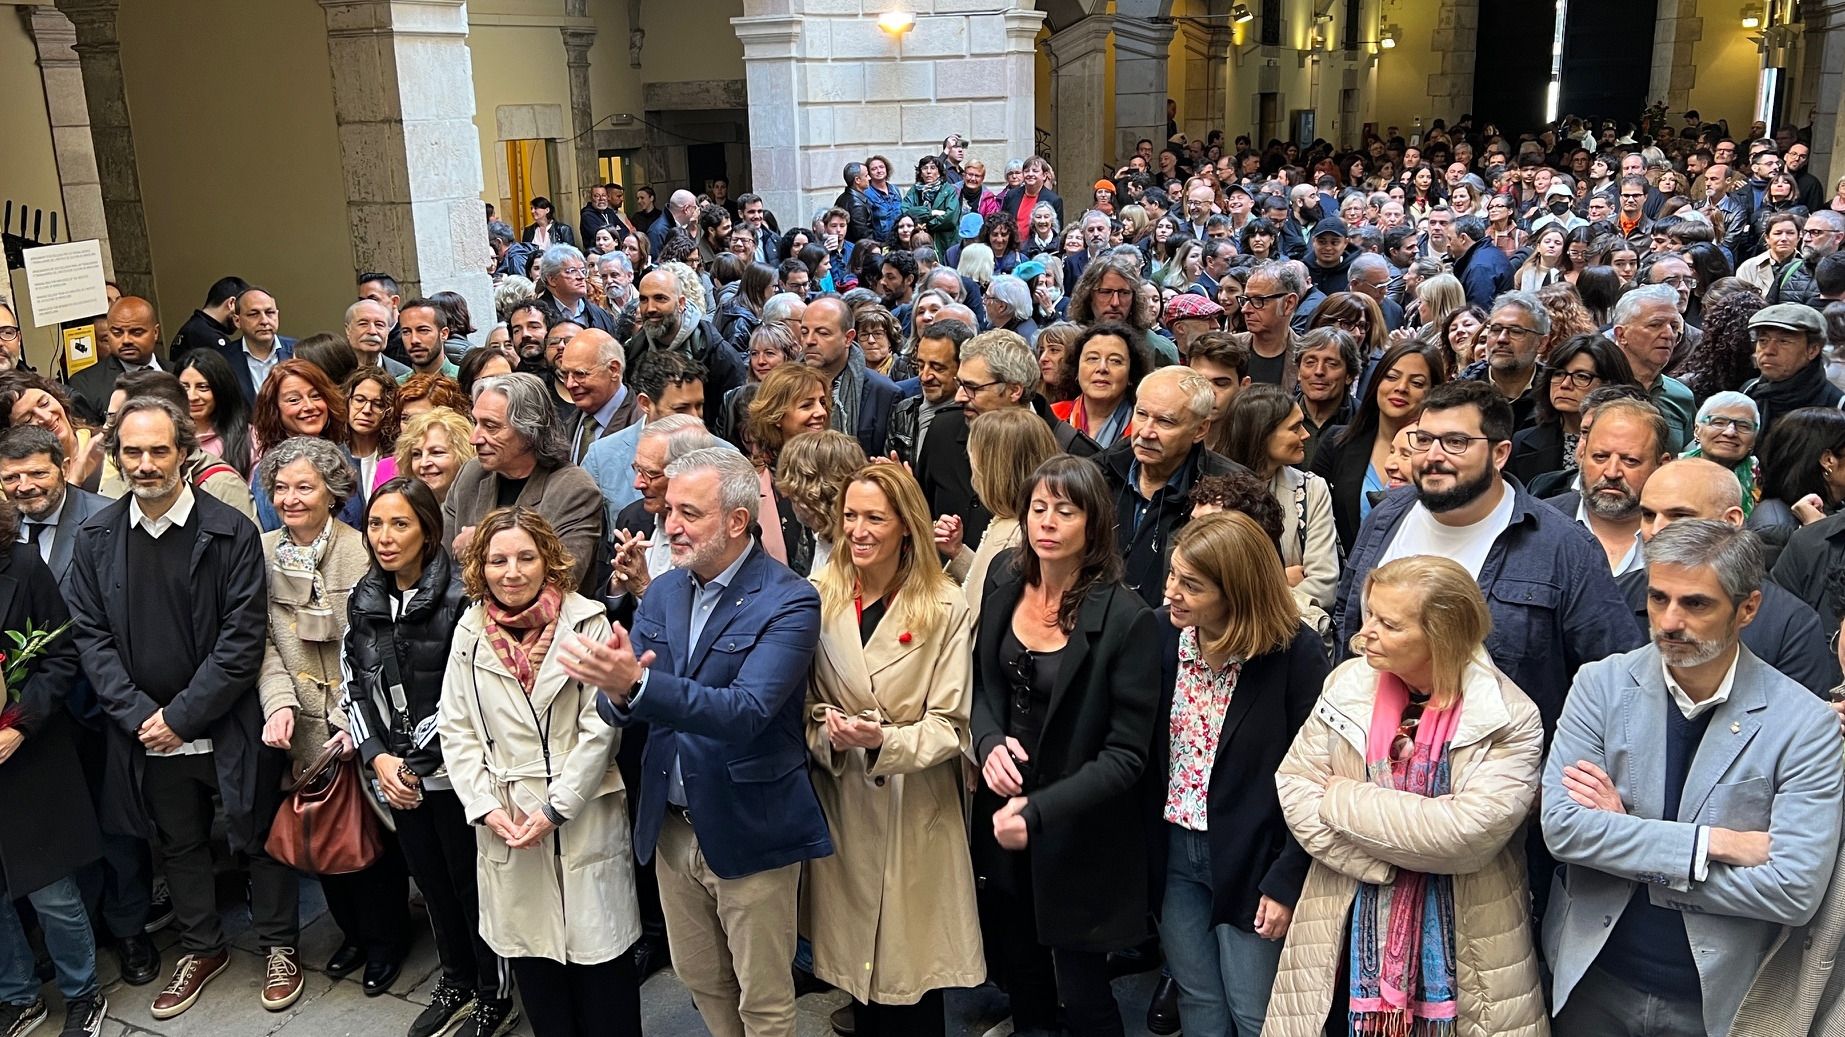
[25,7,111,274]
[1179,20,1229,144]
[1425,0,1478,124]
[319,0,492,341]
[53,0,152,302]
[1113,18,1175,165]
[1045,15,1112,187]
[562,27,599,206]
[731,14,803,230]
[1812,0,1845,184]
[1003,9,1047,165]
[1650,0,1703,115]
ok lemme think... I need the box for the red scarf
[484,585,562,695]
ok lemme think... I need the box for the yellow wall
[1687,16,1760,130]
[586,0,745,129]
[0,2,71,363]
[1371,0,1440,135]
[117,0,352,344]
[469,23,575,210]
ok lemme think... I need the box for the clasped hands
[483,806,557,850]
[816,705,883,751]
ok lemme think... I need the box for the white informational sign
[21,240,107,327]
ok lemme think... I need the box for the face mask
[1549,199,1572,214]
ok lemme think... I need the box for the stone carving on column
[26,6,111,275]
[562,27,600,206]
[53,0,154,302]
[1044,15,1114,187]
[1112,16,1176,163]
[318,0,493,342]
[629,0,645,67]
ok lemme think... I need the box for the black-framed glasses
[0,326,17,344]
[1407,430,1493,454]
[1481,322,1539,339]
[1699,415,1758,435]
[1240,291,1290,309]
[1007,649,1036,719]
[1548,369,1602,388]
[958,378,1007,396]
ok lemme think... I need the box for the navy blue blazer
[217,336,296,404]
[600,544,832,879]
[852,368,905,458]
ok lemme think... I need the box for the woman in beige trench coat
[1266,556,1547,1037]
[438,507,641,1037]
[804,465,985,1036]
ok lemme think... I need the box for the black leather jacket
[344,551,470,776]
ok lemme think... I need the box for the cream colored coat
[438,591,640,965]
[258,521,370,774]
[945,516,1020,620]
[1265,654,1549,1037]
[802,583,986,1005]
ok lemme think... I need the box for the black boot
[115,934,159,986]
[1146,973,1182,1035]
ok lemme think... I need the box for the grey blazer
[48,487,109,589]
[440,460,606,596]
[1542,644,1845,1036]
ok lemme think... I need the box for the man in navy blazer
[216,287,294,403]
[800,295,902,457]
[568,446,827,1037]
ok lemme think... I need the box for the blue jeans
[0,876,99,1003]
[1157,825,1283,1037]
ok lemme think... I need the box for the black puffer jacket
[344,550,470,777]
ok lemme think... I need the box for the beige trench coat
[437,590,641,965]
[1265,654,1549,1037]
[802,585,986,1005]
[258,521,370,774]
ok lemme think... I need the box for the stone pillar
[319,0,492,341]
[1650,0,1703,115]
[1812,0,1845,185]
[53,0,153,302]
[1179,20,1229,144]
[1425,0,1478,123]
[732,14,803,231]
[562,27,599,206]
[1003,9,1047,166]
[25,7,111,274]
[1113,18,1175,165]
[1045,15,1112,187]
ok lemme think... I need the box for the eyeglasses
[1331,317,1369,332]
[1656,275,1696,288]
[348,394,385,413]
[557,266,588,280]
[1481,322,1539,339]
[558,367,602,384]
[957,378,1007,395]
[0,326,17,344]
[1389,697,1429,764]
[1548,369,1602,388]
[1007,649,1037,720]
[1699,415,1758,435]
[1407,430,1493,454]
[1092,287,1134,300]
[1240,291,1290,309]
[631,462,666,481]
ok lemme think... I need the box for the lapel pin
[1730,721,1741,733]
[898,631,912,644]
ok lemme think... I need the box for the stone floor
[52,878,1169,1037]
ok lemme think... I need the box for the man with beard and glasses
[1543,519,1844,1037]
[1543,398,1673,576]
[622,271,745,430]
[1335,378,1642,735]
[343,299,410,381]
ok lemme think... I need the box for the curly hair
[1535,283,1597,355]
[1677,285,1766,399]
[393,406,477,476]
[0,371,84,432]
[460,506,577,602]
[254,435,360,515]
[773,429,866,534]
[744,362,830,463]
[341,367,401,454]
[253,358,349,454]
[397,373,470,415]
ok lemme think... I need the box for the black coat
[69,493,280,850]
[1308,423,1376,554]
[64,355,125,427]
[344,551,469,777]
[0,542,99,898]
[970,561,1161,952]
[1145,616,1326,931]
[1095,439,1247,606]
[1772,508,1845,632]
[1508,421,1568,487]
[914,402,1098,552]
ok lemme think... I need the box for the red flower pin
[898,631,912,644]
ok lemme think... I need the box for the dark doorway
[687,143,729,199]
[1473,2,1557,132]
[1558,0,1660,124]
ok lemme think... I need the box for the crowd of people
[0,105,1844,1037]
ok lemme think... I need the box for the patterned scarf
[273,520,340,643]
[483,585,562,695]
[1349,672,1462,1036]
[1681,443,1762,518]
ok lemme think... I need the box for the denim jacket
[1333,478,1644,734]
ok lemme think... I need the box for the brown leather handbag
[265,743,382,875]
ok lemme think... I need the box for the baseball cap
[1311,217,1350,239]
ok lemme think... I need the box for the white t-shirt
[1377,483,1518,579]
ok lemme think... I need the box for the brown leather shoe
[149,950,230,1020]
[261,946,303,1011]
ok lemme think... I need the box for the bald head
[108,296,159,365]
[670,190,698,223]
[938,303,978,328]
[1638,458,1746,542]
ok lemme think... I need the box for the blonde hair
[815,465,953,637]
[969,407,1059,521]
[1361,555,1491,709]
[774,429,866,533]
[1171,512,1301,660]
[1416,274,1467,326]
[744,362,830,461]
[393,406,477,474]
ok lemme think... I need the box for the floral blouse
[1164,626,1243,831]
